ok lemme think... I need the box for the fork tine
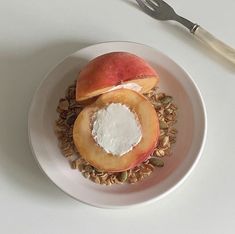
[151,0,170,8]
[136,0,156,15]
[145,0,160,11]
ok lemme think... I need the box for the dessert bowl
[28,41,207,208]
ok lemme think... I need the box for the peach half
[76,52,159,101]
[73,89,160,172]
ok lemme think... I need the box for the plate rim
[28,41,207,209]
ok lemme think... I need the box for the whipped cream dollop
[92,103,142,156]
[109,83,142,92]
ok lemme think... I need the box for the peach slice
[73,89,160,172]
[76,52,159,101]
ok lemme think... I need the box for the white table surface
[0,0,235,233]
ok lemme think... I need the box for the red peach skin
[76,52,159,101]
[73,89,160,172]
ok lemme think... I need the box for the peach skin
[76,52,159,101]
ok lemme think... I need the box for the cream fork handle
[193,26,235,65]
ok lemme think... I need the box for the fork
[136,0,235,65]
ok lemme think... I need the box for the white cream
[109,83,142,92]
[92,103,142,156]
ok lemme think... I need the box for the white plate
[28,41,207,208]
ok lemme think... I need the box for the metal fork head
[136,0,197,32]
[136,0,176,21]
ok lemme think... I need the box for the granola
[55,82,178,185]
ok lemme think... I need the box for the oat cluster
[55,82,178,185]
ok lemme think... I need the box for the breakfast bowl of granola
[28,41,207,208]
